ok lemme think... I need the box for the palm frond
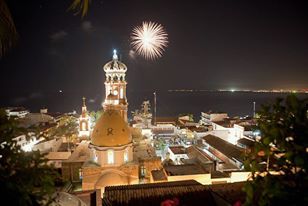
[68,0,91,18]
[0,0,18,58]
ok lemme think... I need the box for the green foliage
[243,95,308,205]
[50,115,78,138]
[89,110,102,127]
[0,109,59,205]
[156,138,167,151]
[0,0,18,57]
[68,0,91,17]
[47,115,79,151]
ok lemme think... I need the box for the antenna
[154,91,157,125]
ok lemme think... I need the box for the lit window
[140,165,146,177]
[107,150,114,164]
[120,88,123,98]
[124,150,128,163]
[82,122,86,131]
[79,168,83,180]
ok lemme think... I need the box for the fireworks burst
[130,21,168,60]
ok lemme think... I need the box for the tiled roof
[210,182,246,204]
[202,135,244,162]
[169,146,186,154]
[102,180,246,206]
[151,169,168,181]
[103,180,215,206]
[186,145,213,162]
[237,138,255,147]
[155,117,178,124]
[164,164,207,176]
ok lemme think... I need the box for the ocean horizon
[2,91,308,121]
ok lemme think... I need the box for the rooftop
[66,141,90,162]
[155,117,178,125]
[212,119,233,128]
[186,145,213,162]
[202,135,244,162]
[103,180,215,206]
[164,164,207,176]
[102,180,246,206]
[151,169,168,181]
[46,152,71,160]
[168,146,186,155]
[237,138,255,148]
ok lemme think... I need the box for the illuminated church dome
[91,110,132,147]
[103,50,127,75]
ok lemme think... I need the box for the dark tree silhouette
[243,95,308,205]
[0,109,59,205]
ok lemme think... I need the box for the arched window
[120,88,123,99]
[107,150,114,164]
[81,122,86,131]
[124,149,128,163]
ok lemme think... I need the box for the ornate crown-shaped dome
[91,110,132,147]
[103,50,127,72]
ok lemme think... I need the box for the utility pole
[153,91,157,125]
[253,101,256,118]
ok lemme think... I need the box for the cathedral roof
[103,50,127,72]
[91,110,132,147]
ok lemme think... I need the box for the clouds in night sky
[81,21,94,32]
[13,92,44,104]
[49,30,68,41]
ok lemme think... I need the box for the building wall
[212,122,229,131]
[166,171,250,185]
[139,158,162,180]
[200,112,228,125]
[95,145,133,167]
[167,174,211,185]
[230,172,250,183]
[32,138,62,153]
[211,177,230,184]
[168,148,189,164]
[62,161,85,182]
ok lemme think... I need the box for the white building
[13,134,44,152]
[168,146,189,164]
[199,112,228,126]
[5,107,29,118]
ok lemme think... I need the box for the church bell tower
[102,50,128,122]
[79,97,90,137]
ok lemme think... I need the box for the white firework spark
[130,21,168,60]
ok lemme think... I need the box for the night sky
[1,0,308,112]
